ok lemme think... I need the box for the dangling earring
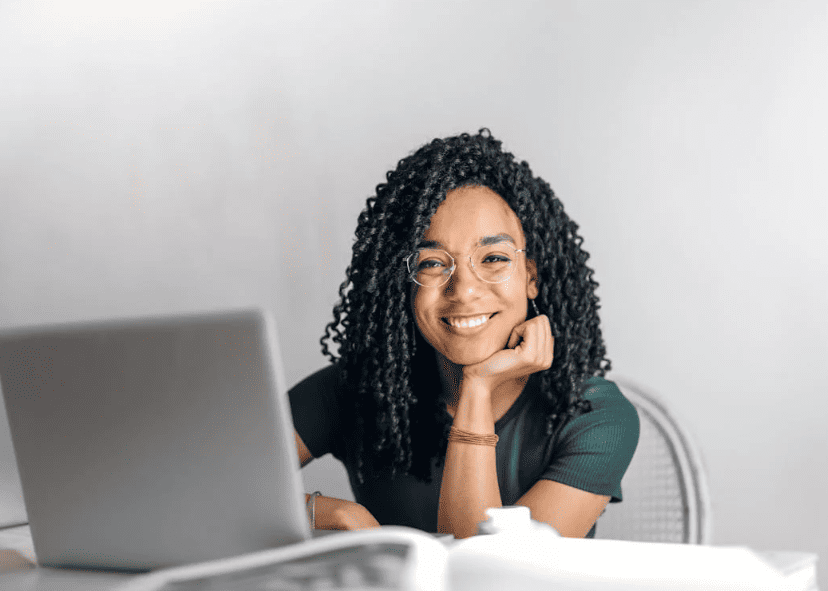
[530,298,540,317]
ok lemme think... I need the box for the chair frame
[611,377,712,544]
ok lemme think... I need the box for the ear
[526,257,539,299]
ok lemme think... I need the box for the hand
[461,314,554,393]
[314,496,381,530]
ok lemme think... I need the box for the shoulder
[288,363,351,460]
[557,376,640,449]
[288,363,343,395]
[539,377,640,503]
[581,377,639,423]
[288,363,353,412]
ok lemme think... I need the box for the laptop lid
[0,396,27,528]
[0,308,310,571]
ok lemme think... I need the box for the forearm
[437,387,502,538]
[305,494,380,530]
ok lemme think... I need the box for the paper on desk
[449,531,814,591]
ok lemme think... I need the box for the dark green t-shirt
[289,365,639,537]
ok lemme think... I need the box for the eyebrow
[417,233,517,250]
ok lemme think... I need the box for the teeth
[447,314,489,328]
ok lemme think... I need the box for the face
[411,185,538,367]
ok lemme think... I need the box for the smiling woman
[288,129,639,540]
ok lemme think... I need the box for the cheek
[410,288,433,331]
[495,280,528,306]
[496,290,530,325]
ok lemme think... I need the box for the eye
[418,258,447,270]
[480,252,512,267]
[480,253,512,265]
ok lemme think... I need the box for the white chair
[594,378,711,544]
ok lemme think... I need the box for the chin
[440,341,505,368]
[443,352,489,368]
[420,324,510,368]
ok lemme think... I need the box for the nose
[444,256,483,297]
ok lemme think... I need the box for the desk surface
[1,524,819,591]
[1,526,129,590]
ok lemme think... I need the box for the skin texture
[296,186,609,536]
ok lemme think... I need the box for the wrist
[458,375,493,402]
[306,491,322,529]
[333,501,377,529]
[451,392,495,434]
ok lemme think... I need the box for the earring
[530,299,540,317]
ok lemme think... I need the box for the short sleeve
[287,364,346,461]
[540,378,639,502]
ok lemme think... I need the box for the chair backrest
[594,379,711,544]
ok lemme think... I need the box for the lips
[441,312,497,329]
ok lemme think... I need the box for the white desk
[1,526,131,589]
[1,524,819,591]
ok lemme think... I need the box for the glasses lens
[472,244,516,283]
[409,249,453,286]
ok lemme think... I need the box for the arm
[516,480,610,538]
[295,430,380,530]
[295,430,313,467]
[437,315,553,538]
[519,379,639,537]
[437,391,611,538]
[437,381,501,538]
[289,367,379,530]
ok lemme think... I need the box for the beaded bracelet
[306,491,322,530]
[448,426,499,446]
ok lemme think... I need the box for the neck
[435,354,463,407]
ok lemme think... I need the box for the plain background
[1,0,825,586]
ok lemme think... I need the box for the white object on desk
[478,506,529,534]
[116,526,448,591]
[1,523,818,591]
[477,505,560,536]
[449,533,818,591]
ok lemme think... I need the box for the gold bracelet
[448,426,499,446]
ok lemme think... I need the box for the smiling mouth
[441,313,497,329]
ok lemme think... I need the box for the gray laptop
[0,308,310,571]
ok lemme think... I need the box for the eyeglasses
[405,243,526,287]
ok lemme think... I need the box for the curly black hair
[320,129,610,483]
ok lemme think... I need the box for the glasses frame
[404,243,526,288]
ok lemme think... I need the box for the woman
[289,129,639,539]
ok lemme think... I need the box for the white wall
[1,0,825,585]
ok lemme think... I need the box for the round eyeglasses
[405,243,526,287]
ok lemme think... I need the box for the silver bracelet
[306,491,322,530]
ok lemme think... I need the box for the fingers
[508,315,554,371]
[464,316,554,387]
[507,326,522,349]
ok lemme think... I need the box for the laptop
[0,308,310,571]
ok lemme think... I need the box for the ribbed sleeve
[539,378,640,502]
